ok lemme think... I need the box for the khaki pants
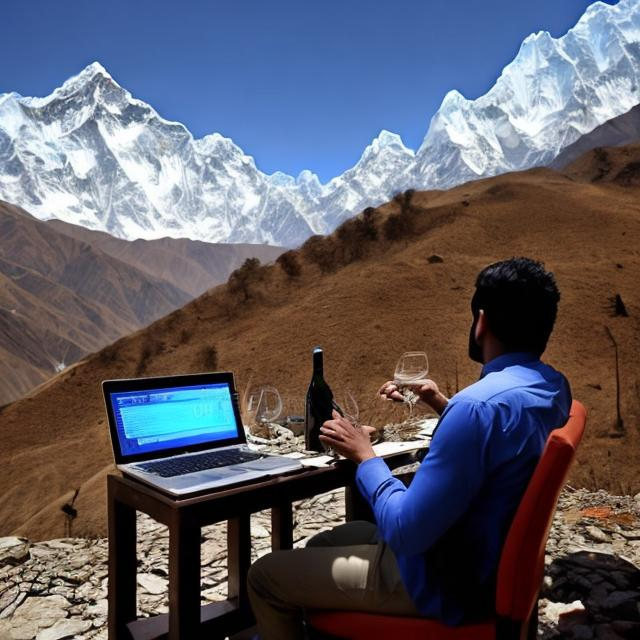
[247,521,419,639]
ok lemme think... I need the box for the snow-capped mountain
[0,0,638,247]
[415,0,640,187]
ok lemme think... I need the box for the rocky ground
[0,487,638,639]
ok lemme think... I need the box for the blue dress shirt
[356,352,572,624]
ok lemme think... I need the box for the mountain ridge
[1,0,638,247]
[2,143,639,539]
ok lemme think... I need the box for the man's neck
[481,339,507,365]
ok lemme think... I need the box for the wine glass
[393,351,429,418]
[335,390,360,427]
[324,391,360,458]
[244,385,282,439]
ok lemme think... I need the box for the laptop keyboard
[137,449,263,478]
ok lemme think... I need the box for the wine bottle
[305,347,335,452]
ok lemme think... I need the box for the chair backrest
[496,400,586,622]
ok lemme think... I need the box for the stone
[84,600,108,618]
[571,625,595,639]
[0,538,30,567]
[137,573,168,595]
[586,525,610,543]
[0,590,26,620]
[36,618,92,640]
[543,599,585,625]
[0,485,638,640]
[595,623,627,640]
[0,595,71,639]
[601,591,640,620]
[611,620,640,637]
[251,523,270,539]
[427,254,444,263]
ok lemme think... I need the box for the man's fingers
[319,433,342,448]
[378,381,398,398]
[321,422,345,440]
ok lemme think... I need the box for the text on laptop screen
[110,383,239,457]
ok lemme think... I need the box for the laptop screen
[109,381,241,457]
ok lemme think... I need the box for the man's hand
[378,379,449,415]
[320,411,377,464]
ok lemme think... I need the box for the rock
[251,523,270,539]
[0,595,71,639]
[84,600,107,618]
[608,571,631,590]
[543,599,586,625]
[137,573,168,595]
[0,586,21,617]
[595,623,627,640]
[611,620,640,638]
[571,625,595,639]
[201,541,224,566]
[0,538,30,566]
[601,591,640,620]
[427,254,444,263]
[0,487,638,640]
[36,618,92,640]
[586,525,610,543]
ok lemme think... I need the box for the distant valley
[0,200,282,405]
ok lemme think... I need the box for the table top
[108,443,425,524]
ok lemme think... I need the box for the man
[247,257,572,639]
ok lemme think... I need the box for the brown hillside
[0,201,190,405]
[2,150,640,540]
[48,219,284,298]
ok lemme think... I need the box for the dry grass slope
[2,145,640,540]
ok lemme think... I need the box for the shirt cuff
[356,457,392,504]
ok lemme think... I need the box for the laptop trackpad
[242,457,295,470]
[172,467,249,486]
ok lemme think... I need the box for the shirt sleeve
[355,399,491,557]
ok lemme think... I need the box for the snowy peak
[21,61,119,109]
[1,1,639,247]
[415,0,640,188]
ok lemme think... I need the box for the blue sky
[3,0,615,182]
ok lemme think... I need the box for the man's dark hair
[472,257,560,356]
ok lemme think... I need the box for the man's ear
[475,309,487,343]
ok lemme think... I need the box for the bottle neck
[312,349,324,378]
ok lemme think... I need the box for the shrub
[361,207,378,241]
[228,257,262,301]
[402,189,416,213]
[136,340,155,375]
[201,345,218,370]
[99,344,119,367]
[383,212,413,241]
[301,235,337,273]
[277,251,302,278]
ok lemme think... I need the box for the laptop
[102,372,304,496]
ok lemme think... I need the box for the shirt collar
[480,352,539,378]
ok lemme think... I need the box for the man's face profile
[468,290,483,364]
[468,311,483,364]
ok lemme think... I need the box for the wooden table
[108,452,418,640]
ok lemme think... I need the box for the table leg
[228,515,252,616]
[168,516,201,639]
[345,484,374,523]
[271,502,293,551]
[108,480,137,640]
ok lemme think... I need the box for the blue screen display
[110,383,240,457]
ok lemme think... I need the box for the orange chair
[307,400,587,640]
